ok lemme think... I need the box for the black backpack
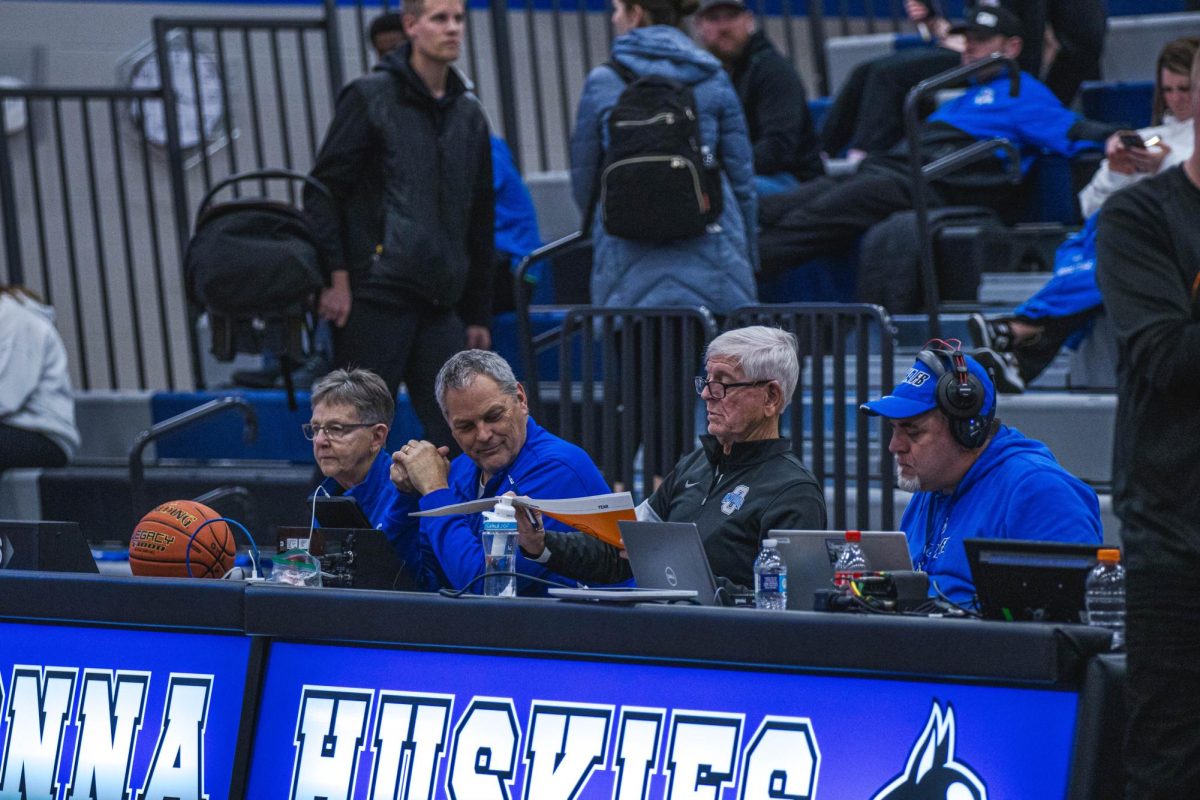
[185,169,328,406]
[598,61,723,242]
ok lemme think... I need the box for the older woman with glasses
[518,325,827,592]
[307,368,430,586]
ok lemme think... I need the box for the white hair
[705,326,799,408]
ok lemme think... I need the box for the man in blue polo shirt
[390,349,611,594]
[859,343,1102,605]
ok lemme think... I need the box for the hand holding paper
[412,491,636,548]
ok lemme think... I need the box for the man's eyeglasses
[694,377,769,399]
[301,422,381,441]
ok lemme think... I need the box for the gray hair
[435,350,520,415]
[705,326,799,408]
[310,368,394,425]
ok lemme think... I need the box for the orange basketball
[129,500,236,578]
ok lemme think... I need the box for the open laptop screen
[619,521,723,606]
[769,530,912,611]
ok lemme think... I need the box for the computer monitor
[0,519,98,573]
[964,538,1100,623]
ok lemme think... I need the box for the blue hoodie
[900,425,1102,605]
[570,25,758,315]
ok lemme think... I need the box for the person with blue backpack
[569,0,758,318]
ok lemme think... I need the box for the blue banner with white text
[0,621,251,800]
[246,641,1078,799]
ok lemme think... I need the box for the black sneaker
[972,347,1026,394]
[968,313,1014,353]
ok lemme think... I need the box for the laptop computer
[964,538,1099,623]
[769,530,913,611]
[619,521,724,606]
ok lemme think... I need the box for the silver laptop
[769,530,913,611]
[619,521,723,606]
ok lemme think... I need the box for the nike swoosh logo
[685,480,700,488]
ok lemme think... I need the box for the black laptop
[964,538,1101,623]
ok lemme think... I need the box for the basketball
[129,500,236,578]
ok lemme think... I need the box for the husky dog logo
[871,702,987,800]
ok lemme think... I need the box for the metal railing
[128,395,258,518]
[531,306,718,501]
[152,4,342,206]
[904,53,1021,338]
[0,86,195,391]
[727,303,897,530]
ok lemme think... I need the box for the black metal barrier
[535,306,718,501]
[728,303,897,530]
[0,570,1122,800]
[152,2,342,206]
[0,85,197,391]
[903,53,1022,339]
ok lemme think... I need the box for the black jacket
[305,43,494,327]
[541,435,826,589]
[1096,165,1200,566]
[728,31,823,182]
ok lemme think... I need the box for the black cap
[948,6,1022,38]
[697,0,749,15]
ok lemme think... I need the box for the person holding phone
[970,37,1200,390]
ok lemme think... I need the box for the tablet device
[308,495,374,530]
[965,538,1098,623]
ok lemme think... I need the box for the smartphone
[1119,132,1146,149]
[308,495,375,529]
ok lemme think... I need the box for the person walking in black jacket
[694,0,823,193]
[305,0,494,449]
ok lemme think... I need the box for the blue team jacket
[928,72,1098,173]
[414,417,613,595]
[900,425,1102,605]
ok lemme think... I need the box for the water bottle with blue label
[754,538,787,610]
[481,496,518,597]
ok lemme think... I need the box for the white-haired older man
[518,325,827,589]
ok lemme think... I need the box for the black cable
[437,570,575,598]
[930,579,982,618]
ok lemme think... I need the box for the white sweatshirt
[1078,116,1195,218]
[0,292,80,458]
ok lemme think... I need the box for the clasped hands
[390,439,452,495]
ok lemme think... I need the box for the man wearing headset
[859,343,1102,605]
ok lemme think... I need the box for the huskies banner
[0,621,250,800]
[246,642,1079,799]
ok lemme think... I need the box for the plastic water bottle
[1085,548,1126,650]
[754,539,788,610]
[833,530,870,589]
[480,496,518,597]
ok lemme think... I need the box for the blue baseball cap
[860,352,996,420]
